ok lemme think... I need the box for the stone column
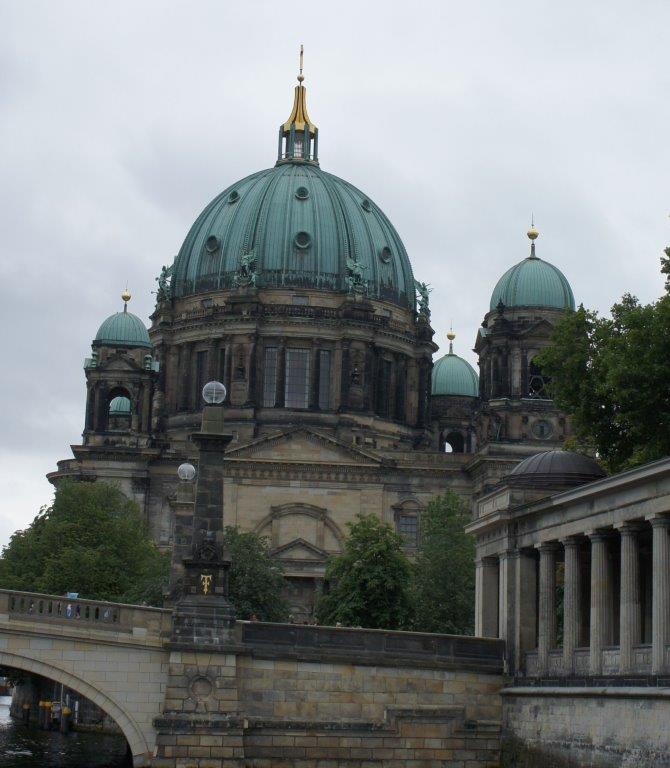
[618,523,641,674]
[498,550,517,672]
[589,532,610,675]
[563,537,582,675]
[514,550,538,675]
[475,557,499,638]
[651,516,670,674]
[537,543,557,674]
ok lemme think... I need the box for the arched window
[445,431,465,453]
[528,359,549,399]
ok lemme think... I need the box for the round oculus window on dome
[361,199,371,211]
[294,231,312,250]
[205,235,220,253]
[295,186,309,200]
[227,190,240,204]
[379,246,392,264]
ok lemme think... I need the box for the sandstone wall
[502,687,670,768]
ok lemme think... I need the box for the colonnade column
[537,543,557,674]
[589,532,610,675]
[513,550,537,675]
[498,550,517,670]
[562,537,582,674]
[475,557,499,638]
[651,515,670,674]
[618,523,642,674]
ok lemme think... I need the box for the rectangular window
[294,138,303,158]
[318,350,331,410]
[195,350,208,405]
[376,359,392,418]
[262,347,278,407]
[285,348,310,409]
[397,515,419,547]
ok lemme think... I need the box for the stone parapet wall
[153,624,505,767]
[502,686,670,767]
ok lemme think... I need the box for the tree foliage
[316,514,412,630]
[224,526,288,622]
[0,481,169,605]
[535,257,670,472]
[410,492,475,635]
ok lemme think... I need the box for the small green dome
[94,310,151,348]
[490,252,575,311]
[172,162,416,310]
[432,351,479,397]
[109,396,131,414]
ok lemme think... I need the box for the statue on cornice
[155,263,174,302]
[346,255,367,295]
[233,250,258,288]
[415,280,431,317]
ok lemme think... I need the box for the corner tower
[470,225,574,495]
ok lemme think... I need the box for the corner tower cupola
[277,46,318,165]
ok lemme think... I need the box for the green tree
[536,276,670,472]
[0,480,169,605]
[410,492,475,635]
[316,514,412,630]
[224,526,288,621]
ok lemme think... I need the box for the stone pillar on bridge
[170,391,235,645]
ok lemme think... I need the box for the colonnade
[476,514,670,676]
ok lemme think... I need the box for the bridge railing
[0,589,172,641]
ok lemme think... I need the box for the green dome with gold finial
[431,332,479,397]
[170,56,416,310]
[489,227,575,311]
[94,291,151,349]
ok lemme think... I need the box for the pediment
[271,538,330,562]
[99,355,141,372]
[225,427,383,466]
[518,318,555,338]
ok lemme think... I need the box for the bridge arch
[0,650,151,766]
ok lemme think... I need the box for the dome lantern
[277,46,319,165]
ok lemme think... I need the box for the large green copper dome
[489,235,575,312]
[172,162,416,310]
[431,343,479,397]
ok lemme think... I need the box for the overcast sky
[0,0,668,546]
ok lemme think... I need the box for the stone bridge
[0,588,505,767]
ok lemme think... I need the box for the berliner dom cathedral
[50,63,575,618]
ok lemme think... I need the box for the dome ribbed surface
[431,353,479,397]
[109,396,131,414]
[94,311,151,348]
[508,450,606,488]
[490,256,575,311]
[172,162,416,309]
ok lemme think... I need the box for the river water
[0,696,130,767]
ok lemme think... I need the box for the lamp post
[170,382,235,645]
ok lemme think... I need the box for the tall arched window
[528,359,549,398]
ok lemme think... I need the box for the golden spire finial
[298,44,304,83]
[447,326,456,354]
[527,214,539,241]
[121,286,131,312]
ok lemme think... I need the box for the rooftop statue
[346,255,368,295]
[155,264,174,302]
[415,280,431,317]
[233,250,258,288]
